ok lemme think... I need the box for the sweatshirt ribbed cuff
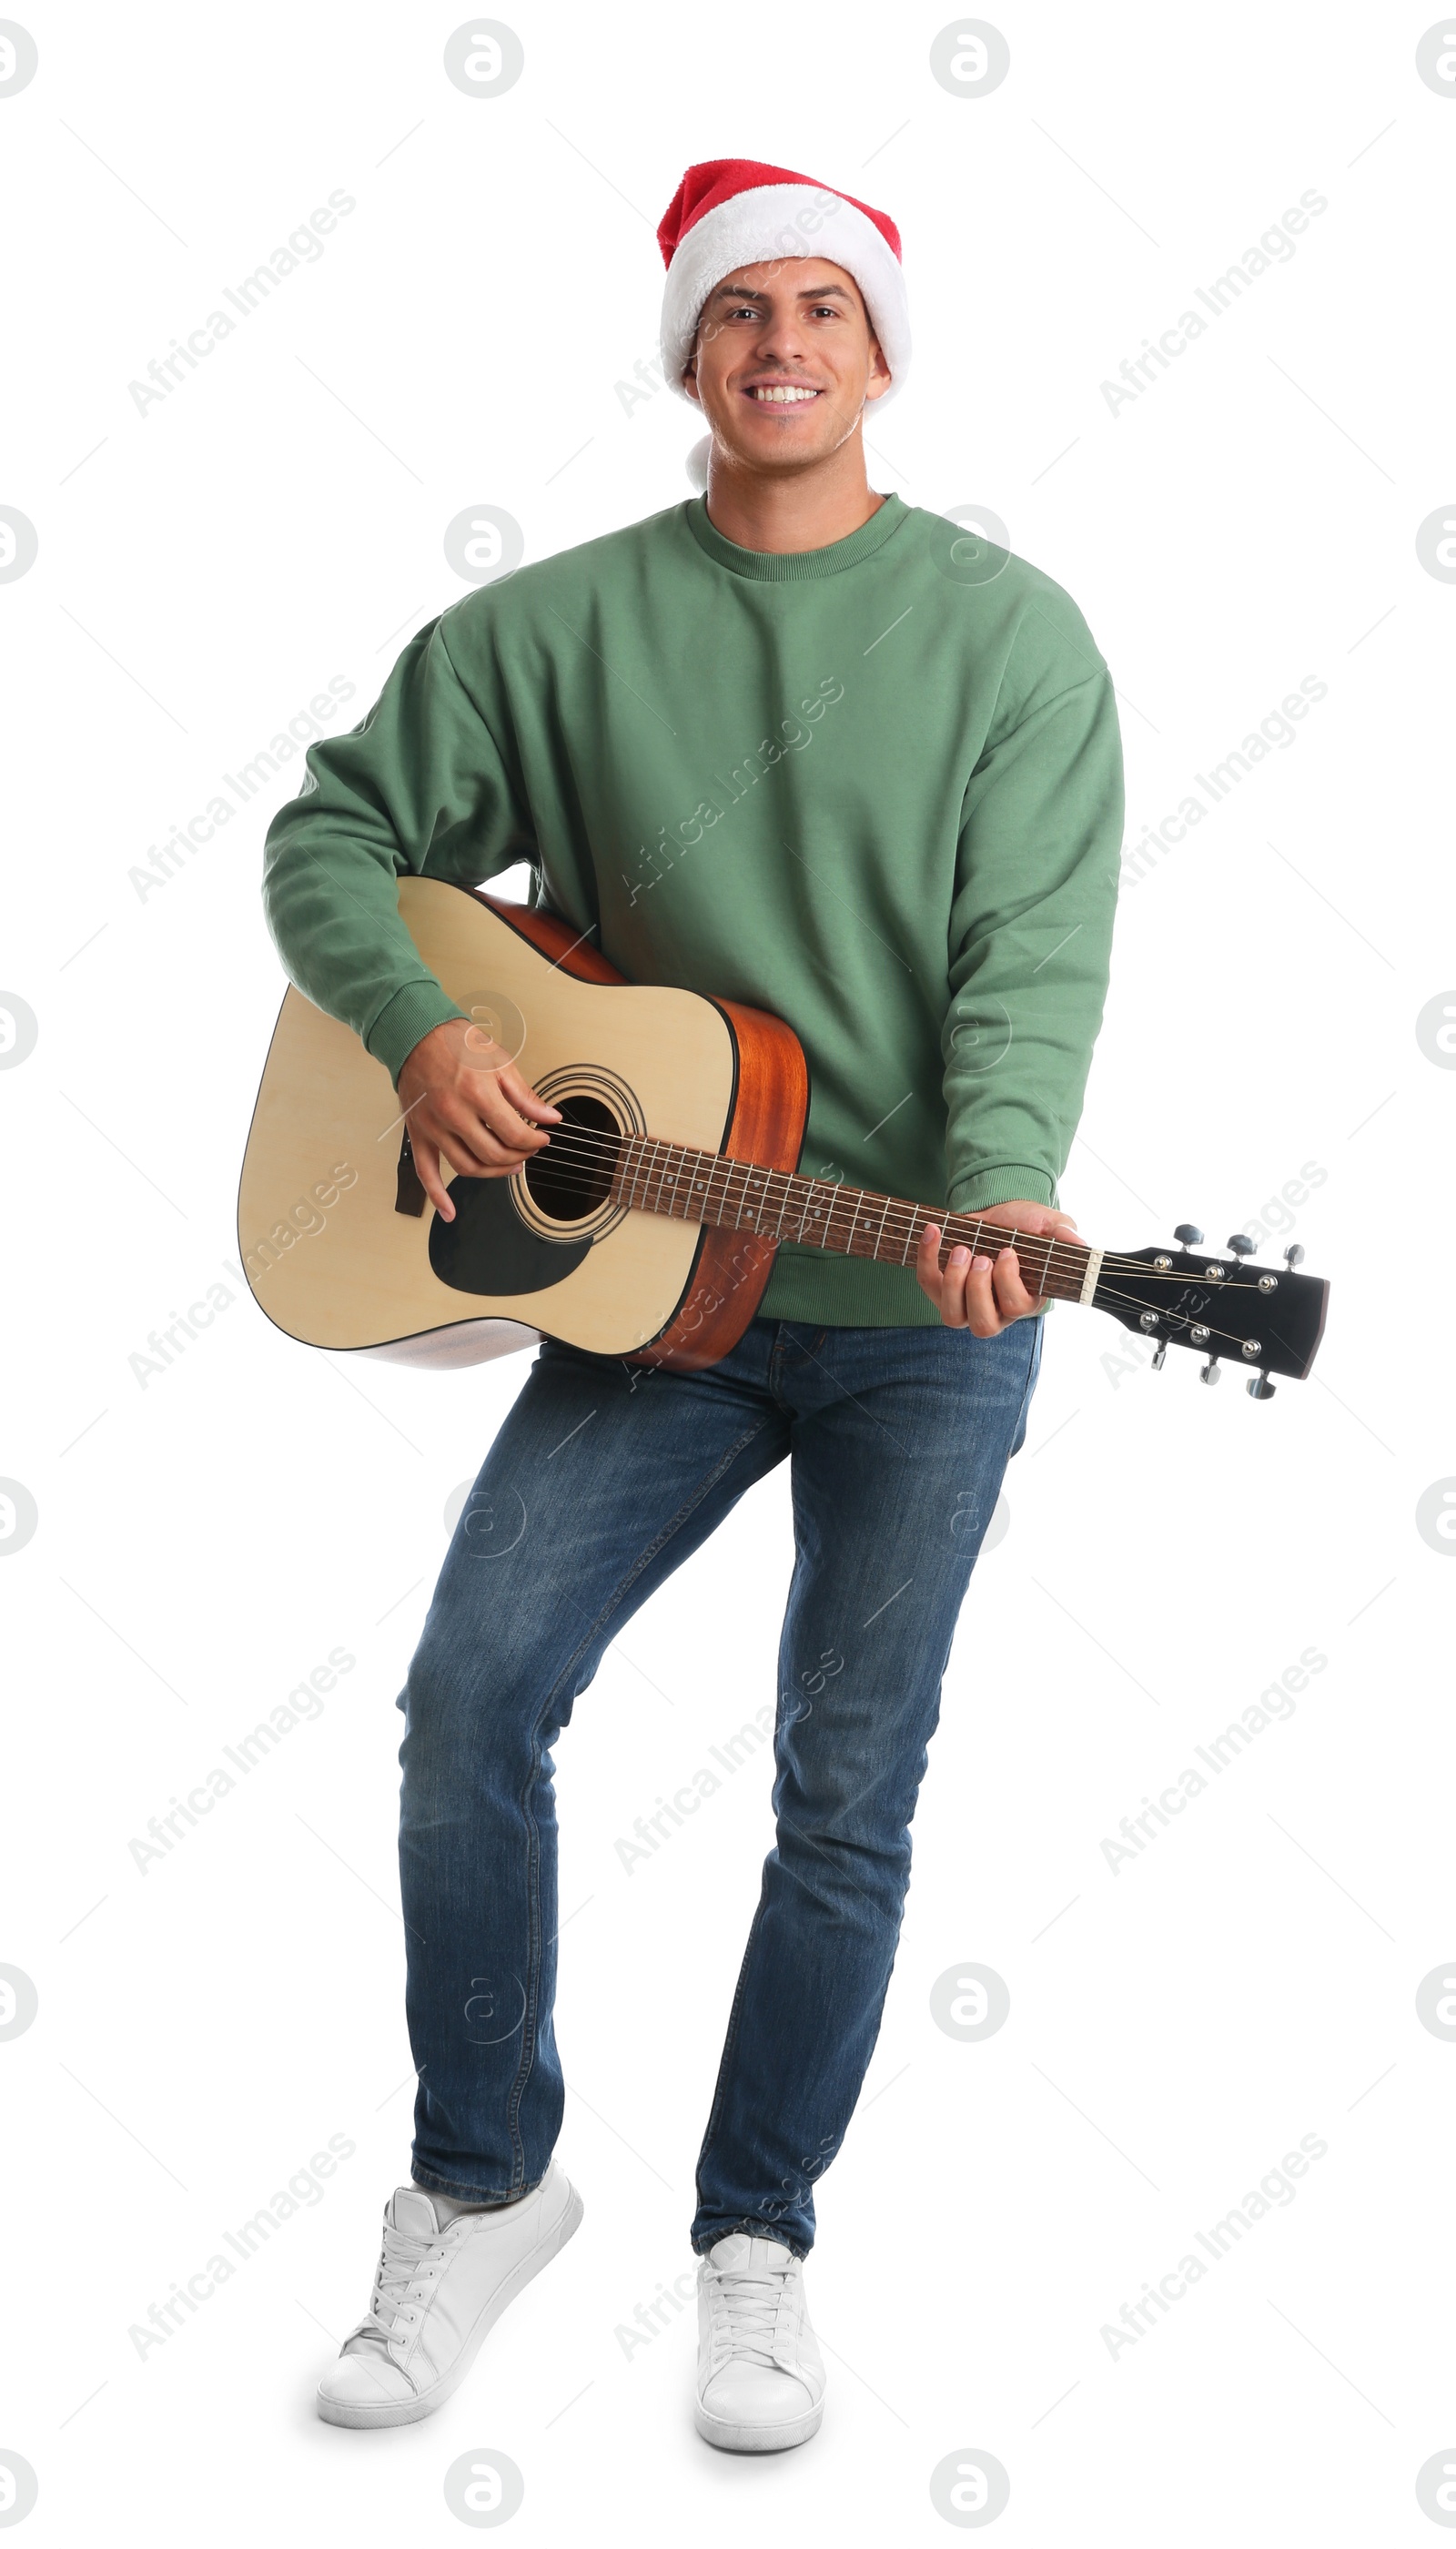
[947,1165,1057,1213]
[366,980,468,1087]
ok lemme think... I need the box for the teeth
[750,385,817,402]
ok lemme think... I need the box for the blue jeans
[396,1311,1044,2257]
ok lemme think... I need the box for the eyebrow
[708,282,854,305]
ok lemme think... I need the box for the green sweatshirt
[261,492,1123,1326]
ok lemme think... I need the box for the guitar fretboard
[606,1134,1093,1305]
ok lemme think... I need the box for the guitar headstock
[1091,1226,1330,1397]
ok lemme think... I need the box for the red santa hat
[657,157,910,409]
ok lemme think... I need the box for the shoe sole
[693,2395,824,2453]
[317,2180,585,2430]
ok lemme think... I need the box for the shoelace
[347,2217,450,2349]
[707,2263,793,2369]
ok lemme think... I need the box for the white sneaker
[317,2162,583,2428]
[693,2232,826,2452]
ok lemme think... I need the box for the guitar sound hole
[522,1094,620,1224]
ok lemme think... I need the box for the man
[261,156,1124,2450]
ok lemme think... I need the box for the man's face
[682,258,891,472]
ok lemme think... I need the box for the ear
[682,352,701,407]
[864,333,892,403]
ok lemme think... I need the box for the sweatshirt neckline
[684,491,909,582]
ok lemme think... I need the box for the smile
[744,385,822,404]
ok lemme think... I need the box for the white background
[2,1,1453,2541]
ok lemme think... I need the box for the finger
[457,1039,561,1128]
[438,1125,534,1178]
[916,1222,946,1308]
[465,1085,555,1154]
[412,1136,454,1222]
[496,1065,561,1125]
[940,1242,973,1328]
[964,1251,1005,1337]
[445,1088,550,1162]
[990,1246,1039,1321]
[424,1108,511,1177]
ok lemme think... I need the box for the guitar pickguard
[429,1177,593,1298]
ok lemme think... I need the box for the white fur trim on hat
[660,183,909,408]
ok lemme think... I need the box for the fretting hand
[915,1201,1081,1336]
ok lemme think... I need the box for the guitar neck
[607,1134,1099,1307]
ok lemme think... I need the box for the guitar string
[1073,1284,1263,1355]
[438,1123,1283,1290]
[430,1119,1289,1291]
[439,1126,1273,1350]
[438,1113,1268,1350]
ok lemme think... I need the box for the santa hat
[657,157,910,409]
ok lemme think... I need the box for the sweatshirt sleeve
[261,612,537,1087]
[942,652,1124,1215]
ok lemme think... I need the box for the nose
[750,304,814,369]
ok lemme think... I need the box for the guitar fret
[591,1130,1101,1317]
[620,1143,1081,1309]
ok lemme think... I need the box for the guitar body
[240,878,1330,1395]
[237,881,809,1371]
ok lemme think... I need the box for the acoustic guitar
[238,882,1329,1396]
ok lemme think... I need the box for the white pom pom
[684,435,712,494]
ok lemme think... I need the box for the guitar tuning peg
[1247,1372,1277,1401]
[1174,1224,1203,1248]
[1283,1242,1305,1269]
[1150,1340,1168,1370]
[1198,1358,1220,1386]
[1227,1233,1255,1256]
